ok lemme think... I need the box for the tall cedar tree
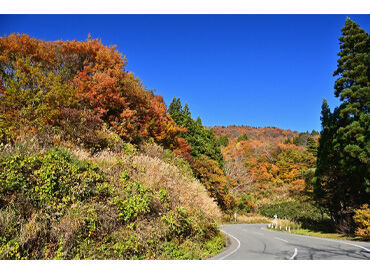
[306,136,318,156]
[314,18,370,231]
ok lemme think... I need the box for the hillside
[0,34,226,259]
[211,125,322,226]
[0,15,369,260]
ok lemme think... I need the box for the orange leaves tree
[0,34,190,156]
[216,126,317,203]
[191,155,236,211]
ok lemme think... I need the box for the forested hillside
[212,126,319,220]
[0,34,227,259]
[0,17,368,260]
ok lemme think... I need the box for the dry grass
[266,218,359,241]
[71,143,222,222]
[223,213,272,224]
[131,154,221,221]
[0,135,224,259]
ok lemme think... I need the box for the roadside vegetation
[222,214,272,225]
[0,139,224,259]
[266,218,361,241]
[0,34,230,259]
[0,17,368,260]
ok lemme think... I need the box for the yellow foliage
[353,204,370,240]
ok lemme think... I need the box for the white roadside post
[274,214,278,229]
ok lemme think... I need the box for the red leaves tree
[0,33,190,156]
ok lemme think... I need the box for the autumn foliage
[213,126,317,207]
[0,34,190,156]
[0,34,227,259]
[353,204,370,240]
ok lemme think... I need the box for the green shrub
[113,181,153,222]
[162,207,194,240]
[237,133,248,142]
[0,145,221,259]
[218,136,229,147]
[237,195,255,213]
[0,147,108,213]
[258,200,331,231]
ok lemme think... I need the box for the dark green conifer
[306,137,318,156]
[168,97,224,168]
[314,18,370,231]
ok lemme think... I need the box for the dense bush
[191,155,236,211]
[0,147,107,212]
[258,200,330,231]
[353,204,370,240]
[0,146,223,259]
[237,133,248,142]
[218,136,229,147]
[0,33,190,156]
[237,195,255,213]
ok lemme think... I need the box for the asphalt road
[210,224,370,260]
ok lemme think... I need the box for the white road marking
[218,230,241,260]
[263,225,370,253]
[289,248,298,260]
[291,233,370,253]
[274,237,289,243]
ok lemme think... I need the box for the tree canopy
[313,18,370,232]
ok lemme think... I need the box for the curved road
[210,224,370,260]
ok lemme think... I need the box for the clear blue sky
[1,15,369,132]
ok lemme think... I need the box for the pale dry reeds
[69,142,221,221]
[131,154,221,221]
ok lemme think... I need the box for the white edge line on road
[218,230,241,260]
[289,248,298,260]
[261,225,370,253]
[274,237,289,243]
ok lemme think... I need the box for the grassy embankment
[0,139,226,259]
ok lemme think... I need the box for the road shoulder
[207,230,240,260]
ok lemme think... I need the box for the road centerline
[289,248,298,260]
[274,237,289,243]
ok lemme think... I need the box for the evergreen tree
[168,97,224,168]
[314,18,370,231]
[306,136,318,156]
[168,97,183,123]
[237,133,249,142]
[311,129,319,136]
[218,135,229,147]
[183,103,191,117]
